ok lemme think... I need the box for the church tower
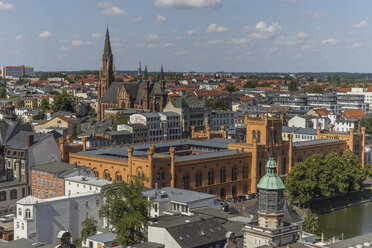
[97,27,115,121]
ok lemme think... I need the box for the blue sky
[0,0,371,72]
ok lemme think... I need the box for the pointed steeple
[137,61,142,76]
[103,27,112,56]
[160,64,164,81]
[144,66,148,80]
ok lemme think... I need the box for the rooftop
[292,139,343,147]
[65,176,112,187]
[32,161,85,178]
[87,232,116,243]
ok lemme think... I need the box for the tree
[40,98,49,111]
[288,80,298,92]
[33,111,46,120]
[243,81,258,88]
[360,117,372,135]
[52,93,74,112]
[303,210,319,234]
[223,83,239,93]
[112,113,129,131]
[100,176,151,246]
[88,108,96,116]
[80,216,97,241]
[302,84,326,94]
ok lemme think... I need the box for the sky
[0,0,372,73]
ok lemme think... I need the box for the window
[18,208,22,217]
[17,222,19,229]
[21,223,24,230]
[96,199,100,206]
[220,169,226,183]
[208,171,214,185]
[243,166,248,179]
[85,201,89,208]
[0,191,6,201]
[182,175,189,189]
[231,168,237,181]
[25,209,31,219]
[33,178,36,185]
[257,131,261,142]
[10,189,17,200]
[195,173,202,187]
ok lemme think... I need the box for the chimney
[27,135,34,147]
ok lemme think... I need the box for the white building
[347,88,372,112]
[14,192,102,244]
[82,232,121,248]
[210,110,235,131]
[142,187,218,218]
[282,127,317,142]
[130,113,163,142]
[333,119,359,133]
[64,176,112,195]
[159,112,182,140]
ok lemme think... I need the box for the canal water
[318,201,372,239]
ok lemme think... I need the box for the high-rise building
[1,65,34,78]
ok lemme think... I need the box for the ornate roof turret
[103,27,112,57]
[257,157,285,190]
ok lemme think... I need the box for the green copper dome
[257,157,285,190]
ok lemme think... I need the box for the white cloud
[156,15,167,23]
[243,21,282,40]
[227,38,249,45]
[268,47,279,54]
[38,31,52,41]
[164,42,173,47]
[187,29,196,35]
[146,34,159,42]
[60,45,69,51]
[175,36,183,40]
[192,54,208,61]
[97,1,112,8]
[154,0,221,9]
[296,32,307,39]
[102,7,128,16]
[205,23,228,33]
[133,17,142,22]
[352,42,363,48]
[174,50,186,55]
[352,21,368,29]
[71,40,91,47]
[207,40,221,45]
[91,33,101,39]
[60,39,69,44]
[0,1,14,12]
[316,26,324,30]
[15,35,25,41]
[321,38,339,45]
[303,11,328,19]
[172,28,178,34]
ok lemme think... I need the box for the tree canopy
[223,83,239,93]
[40,98,49,111]
[303,210,319,234]
[80,216,97,241]
[360,117,372,135]
[100,176,151,246]
[302,84,326,94]
[286,151,366,205]
[112,113,130,131]
[52,93,74,112]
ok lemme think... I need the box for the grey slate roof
[292,139,342,147]
[327,232,372,248]
[0,120,33,145]
[282,126,317,135]
[6,131,53,149]
[130,242,164,248]
[166,217,227,248]
[102,82,126,103]
[0,238,45,248]
[32,161,85,178]
[249,201,302,224]
[87,232,116,243]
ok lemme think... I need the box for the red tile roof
[341,109,367,119]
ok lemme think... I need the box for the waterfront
[318,201,372,239]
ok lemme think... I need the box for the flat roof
[65,176,113,187]
[327,232,372,248]
[87,232,116,243]
[292,139,343,147]
[32,162,85,178]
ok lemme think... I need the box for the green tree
[288,80,298,92]
[88,108,96,116]
[223,83,238,93]
[116,78,124,82]
[244,81,258,88]
[33,111,46,120]
[100,176,151,246]
[112,113,129,131]
[360,117,372,135]
[80,217,97,241]
[303,84,326,94]
[52,93,74,112]
[303,210,319,234]
[40,98,49,111]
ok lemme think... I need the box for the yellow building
[64,114,365,199]
[23,98,38,110]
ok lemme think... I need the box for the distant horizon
[1,0,372,72]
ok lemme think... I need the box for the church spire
[144,65,148,80]
[103,27,112,56]
[137,61,142,76]
[160,64,164,81]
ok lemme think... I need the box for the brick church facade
[97,28,168,121]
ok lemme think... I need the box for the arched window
[10,189,17,200]
[182,175,189,189]
[18,208,22,217]
[274,130,277,143]
[25,209,31,219]
[208,171,214,185]
[231,168,237,181]
[195,173,202,187]
[259,162,262,177]
[282,157,287,175]
[252,130,256,139]
[257,131,261,142]
[232,186,237,197]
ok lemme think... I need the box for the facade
[0,181,27,215]
[130,113,163,142]
[66,114,365,199]
[14,193,102,244]
[1,66,34,78]
[159,112,182,140]
[118,123,147,143]
[82,232,120,248]
[282,127,317,142]
[334,119,359,133]
[31,162,94,199]
[163,96,212,136]
[210,110,235,131]
[337,93,369,112]
[64,176,112,195]
[97,28,168,121]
